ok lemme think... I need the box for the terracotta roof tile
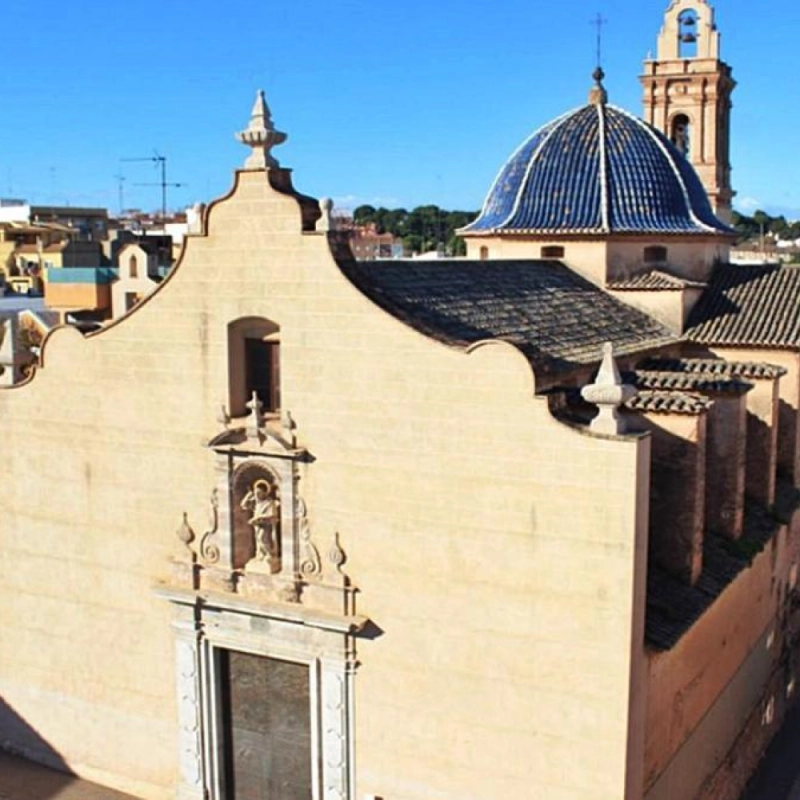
[608,270,706,291]
[625,369,752,394]
[639,357,786,381]
[685,263,800,348]
[625,390,713,415]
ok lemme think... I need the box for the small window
[129,255,138,278]
[644,245,668,265]
[246,338,280,413]
[670,114,691,157]
[229,317,280,417]
[124,292,139,312]
[541,245,565,259]
[479,246,489,261]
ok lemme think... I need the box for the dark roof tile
[608,270,706,291]
[639,356,787,381]
[625,369,752,394]
[338,259,678,376]
[685,263,800,348]
[625,390,713,415]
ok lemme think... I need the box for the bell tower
[641,0,735,222]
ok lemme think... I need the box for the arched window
[129,255,138,278]
[678,9,699,59]
[670,114,691,157]
[479,246,489,261]
[644,245,668,265]
[228,317,280,417]
[541,245,565,259]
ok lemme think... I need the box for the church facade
[1,3,799,799]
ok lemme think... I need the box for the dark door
[221,650,312,800]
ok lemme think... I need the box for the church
[1,1,798,798]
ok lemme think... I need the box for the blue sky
[2,0,797,218]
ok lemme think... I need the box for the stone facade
[0,154,658,799]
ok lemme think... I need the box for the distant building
[0,297,55,385]
[334,217,405,260]
[111,242,167,317]
[0,201,109,241]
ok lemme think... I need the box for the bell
[681,33,697,43]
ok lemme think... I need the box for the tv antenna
[114,173,126,215]
[591,12,608,68]
[121,152,186,218]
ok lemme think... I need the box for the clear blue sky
[1,0,797,218]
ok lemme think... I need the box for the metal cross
[591,13,608,68]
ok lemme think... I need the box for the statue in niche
[240,478,280,571]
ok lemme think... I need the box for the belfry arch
[641,0,735,221]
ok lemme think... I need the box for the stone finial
[246,391,265,440]
[318,198,334,232]
[236,90,287,170]
[589,67,608,106]
[580,342,637,435]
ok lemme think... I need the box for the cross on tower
[591,13,608,68]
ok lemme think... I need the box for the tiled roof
[647,482,800,651]
[625,370,752,394]
[685,263,800,348]
[608,270,706,291]
[639,357,787,381]
[625,390,713,415]
[462,104,732,237]
[338,259,678,376]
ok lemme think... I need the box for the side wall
[644,516,800,800]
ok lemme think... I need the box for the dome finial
[589,67,608,106]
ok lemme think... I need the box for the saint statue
[240,478,280,569]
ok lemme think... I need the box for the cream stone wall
[464,237,610,284]
[607,289,687,333]
[0,169,652,798]
[464,235,729,288]
[607,238,728,284]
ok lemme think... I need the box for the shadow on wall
[0,694,75,798]
[741,696,800,800]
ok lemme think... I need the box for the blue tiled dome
[463,103,731,236]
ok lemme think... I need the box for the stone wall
[0,169,651,799]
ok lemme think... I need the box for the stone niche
[169,397,353,614]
